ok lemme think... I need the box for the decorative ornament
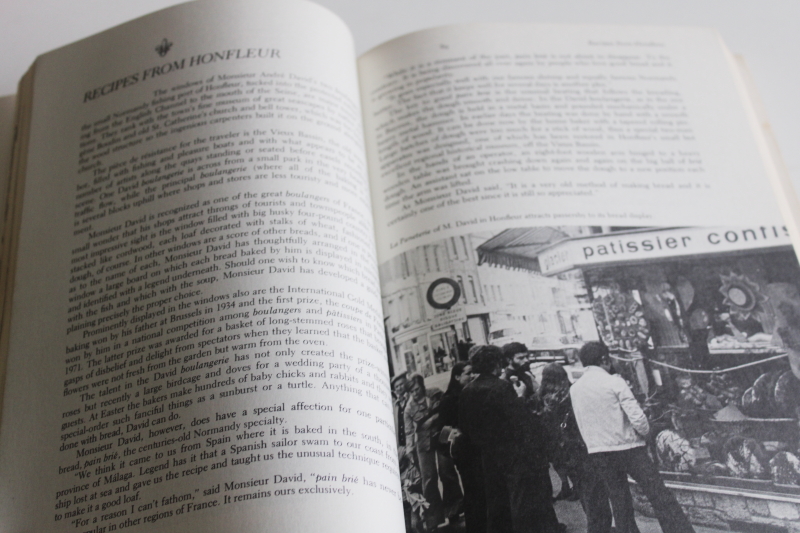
[155,38,173,57]
[591,285,650,350]
[719,273,767,321]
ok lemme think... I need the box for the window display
[582,246,800,494]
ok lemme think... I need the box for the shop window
[409,288,421,322]
[387,298,395,320]
[582,251,800,496]
[457,276,466,304]
[557,311,568,335]
[468,276,478,303]
[398,295,407,323]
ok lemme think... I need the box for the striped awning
[476,227,570,271]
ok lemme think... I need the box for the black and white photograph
[384,225,800,533]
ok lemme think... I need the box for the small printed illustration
[155,38,173,57]
[383,225,800,533]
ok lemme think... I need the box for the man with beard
[502,342,539,412]
[459,344,561,533]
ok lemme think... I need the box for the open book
[2,0,800,532]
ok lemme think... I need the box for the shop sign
[426,278,461,309]
[429,306,467,331]
[425,278,466,330]
[539,226,791,275]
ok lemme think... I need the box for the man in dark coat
[459,344,561,533]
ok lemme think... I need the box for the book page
[359,24,789,260]
[359,25,800,533]
[730,53,800,251]
[0,1,403,532]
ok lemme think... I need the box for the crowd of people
[393,341,696,533]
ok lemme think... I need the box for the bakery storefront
[534,227,800,531]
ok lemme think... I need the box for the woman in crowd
[539,363,613,533]
[404,373,463,530]
[539,364,579,501]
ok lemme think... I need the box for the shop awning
[476,227,569,271]
[478,226,793,276]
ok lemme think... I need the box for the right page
[359,24,800,533]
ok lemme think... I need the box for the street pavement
[553,496,725,533]
[445,468,726,533]
[551,470,724,533]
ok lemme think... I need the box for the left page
[0,1,403,532]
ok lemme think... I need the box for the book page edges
[0,68,33,429]
[723,43,800,254]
